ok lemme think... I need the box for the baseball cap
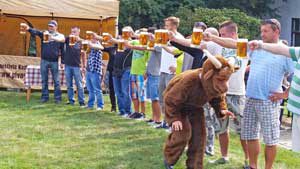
[48,20,58,27]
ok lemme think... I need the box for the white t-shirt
[160,32,184,74]
[222,48,248,95]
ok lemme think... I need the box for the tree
[175,7,261,39]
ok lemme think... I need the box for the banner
[0,55,40,88]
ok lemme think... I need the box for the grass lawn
[0,90,299,169]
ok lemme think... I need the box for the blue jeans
[86,71,104,108]
[65,65,85,104]
[113,68,131,115]
[40,59,61,101]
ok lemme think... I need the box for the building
[273,0,300,46]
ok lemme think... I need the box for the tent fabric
[0,0,119,19]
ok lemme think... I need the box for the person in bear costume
[163,50,236,169]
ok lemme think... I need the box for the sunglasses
[262,19,280,31]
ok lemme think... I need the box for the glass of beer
[86,31,93,40]
[237,39,248,58]
[147,40,155,50]
[160,29,169,46]
[139,32,149,47]
[154,29,162,46]
[69,35,76,46]
[117,39,125,52]
[102,32,111,45]
[81,40,89,52]
[191,28,203,48]
[122,28,131,40]
[43,31,50,43]
[20,23,27,35]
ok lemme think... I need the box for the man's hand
[269,91,289,102]
[168,31,176,41]
[169,66,176,74]
[221,110,235,119]
[172,121,183,131]
[248,40,261,51]
[203,32,213,41]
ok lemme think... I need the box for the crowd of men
[21,16,300,169]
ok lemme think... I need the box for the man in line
[62,26,86,107]
[24,20,65,103]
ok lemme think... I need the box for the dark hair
[148,27,157,34]
[219,20,238,33]
[261,19,281,32]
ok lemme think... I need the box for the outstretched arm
[203,32,237,49]
[249,40,290,57]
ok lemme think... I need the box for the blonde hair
[164,16,180,27]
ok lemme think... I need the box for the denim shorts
[130,74,145,102]
[146,74,160,101]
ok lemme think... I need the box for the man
[145,27,162,125]
[24,20,65,103]
[248,40,300,153]
[156,16,184,130]
[205,21,249,168]
[204,19,294,169]
[63,26,86,107]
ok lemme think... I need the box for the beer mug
[154,29,162,46]
[81,40,89,52]
[122,28,131,40]
[20,23,27,35]
[191,28,203,48]
[43,31,50,43]
[139,32,149,47]
[147,40,155,50]
[117,39,125,52]
[69,35,76,46]
[86,31,93,40]
[160,29,169,46]
[236,39,248,58]
[102,32,111,45]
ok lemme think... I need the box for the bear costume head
[201,49,235,98]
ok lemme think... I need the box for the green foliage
[175,7,261,39]
[204,0,279,18]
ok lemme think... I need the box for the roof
[0,0,119,19]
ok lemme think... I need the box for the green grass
[0,90,299,169]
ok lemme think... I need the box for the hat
[194,22,207,30]
[48,20,58,27]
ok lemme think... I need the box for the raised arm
[203,32,237,49]
[249,40,290,57]
[124,41,147,51]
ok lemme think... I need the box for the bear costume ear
[203,69,214,80]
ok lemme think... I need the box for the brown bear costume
[163,50,235,169]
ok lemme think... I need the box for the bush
[175,7,261,39]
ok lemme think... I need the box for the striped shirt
[288,47,300,115]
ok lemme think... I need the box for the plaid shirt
[87,48,103,74]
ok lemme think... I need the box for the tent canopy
[0,0,119,19]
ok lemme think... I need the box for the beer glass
[20,23,27,35]
[139,32,149,47]
[81,40,89,52]
[86,31,93,40]
[122,28,131,40]
[154,29,162,46]
[191,28,203,48]
[236,39,248,58]
[43,31,50,43]
[69,35,76,46]
[160,29,169,46]
[102,32,111,45]
[147,40,155,50]
[117,39,125,52]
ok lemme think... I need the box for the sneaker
[243,160,250,169]
[66,102,74,105]
[205,150,214,156]
[40,99,48,103]
[145,119,154,123]
[121,114,130,118]
[164,160,174,169]
[85,106,93,109]
[79,103,86,108]
[130,112,145,119]
[111,108,117,113]
[55,100,61,104]
[209,157,229,165]
[96,107,103,111]
[155,122,169,129]
[129,112,140,118]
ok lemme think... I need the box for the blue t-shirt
[246,49,294,100]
